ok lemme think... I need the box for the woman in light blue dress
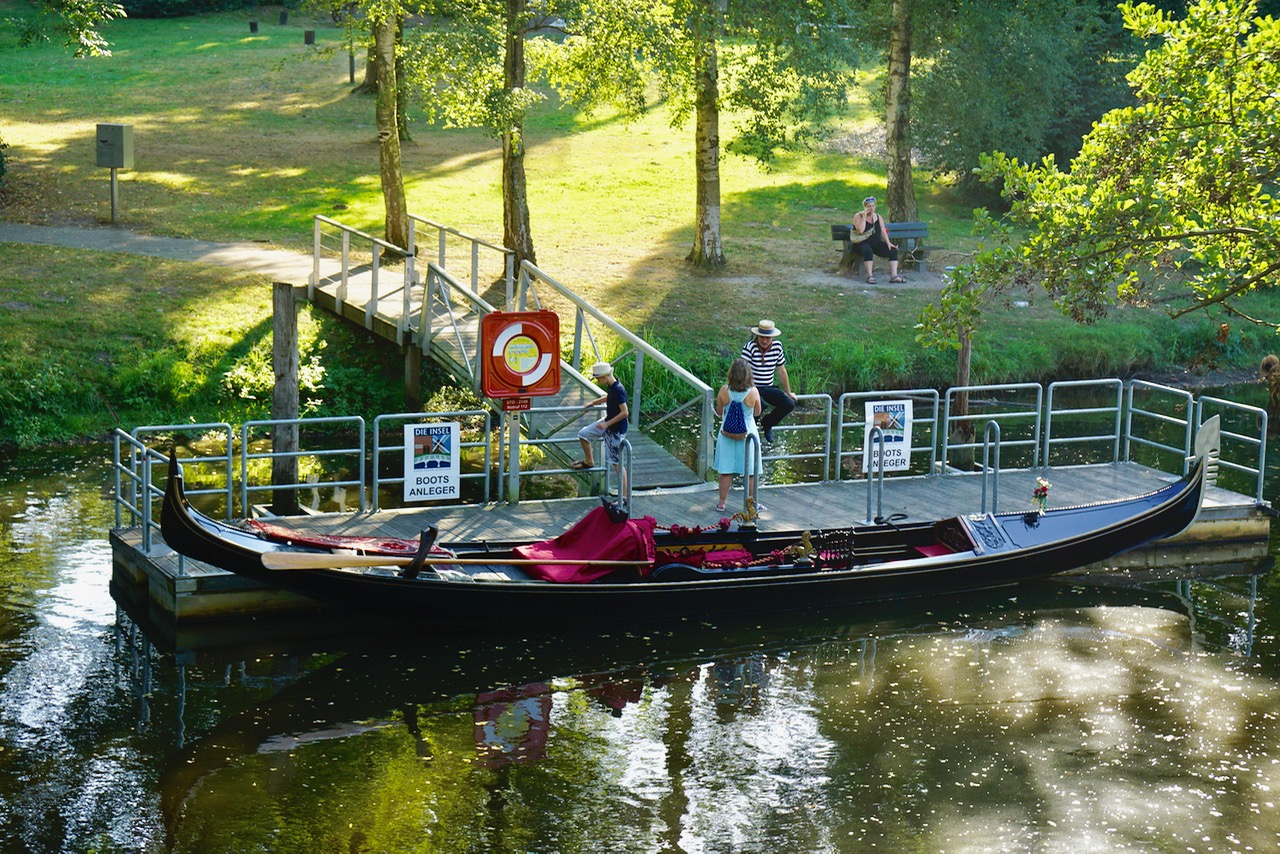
[713,358,762,511]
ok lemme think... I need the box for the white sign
[404,422,460,502]
[863,400,913,473]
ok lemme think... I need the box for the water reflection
[116,572,1280,853]
[3,433,1280,852]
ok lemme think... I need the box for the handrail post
[981,420,1001,513]
[631,353,644,428]
[310,217,321,294]
[865,426,885,524]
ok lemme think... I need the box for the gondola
[159,417,1220,628]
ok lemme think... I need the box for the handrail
[1195,396,1267,503]
[419,262,500,387]
[1125,380,1194,473]
[762,393,834,479]
[742,432,763,518]
[1044,379,1124,467]
[864,426,885,524]
[310,215,416,342]
[408,215,515,307]
[517,259,715,478]
[130,422,235,518]
[111,430,178,570]
[837,390,941,479]
[240,416,367,514]
[981,420,1001,513]
[371,410,494,510]
[942,383,1042,472]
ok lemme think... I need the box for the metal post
[506,411,521,503]
[109,167,119,223]
[981,420,1001,513]
[865,426,885,524]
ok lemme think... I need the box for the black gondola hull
[158,426,1214,629]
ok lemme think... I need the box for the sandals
[865,276,877,284]
[569,460,591,470]
[715,503,727,512]
[890,275,906,283]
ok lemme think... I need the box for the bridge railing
[310,215,416,342]
[418,262,500,389]
[408,215,515,308]
[517,260,715,478]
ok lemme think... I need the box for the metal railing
[942,383,1043,472]
[418,262,500,388]
[518,260,715,478]
[408,215,515,308]
[113,378,1270,530]
[131,423,235,519]
[1044,379,1124,467]
[1125,380,1195,473]
[762,394,834,479]
[372,410,494,510]
[240,416,367,514]
[981,421,1001,513]
[310,215,416,342]
[1195,396,1267,502]
[111,430,169,553]
[836,390,941,479]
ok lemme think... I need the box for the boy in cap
[740,319,796,444]
[572,362,630,494]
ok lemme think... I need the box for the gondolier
[740,319,797,445]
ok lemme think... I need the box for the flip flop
[569,461,591,470]
[715,503,727,512]
[865,276,877,284]
[890,275,906,283]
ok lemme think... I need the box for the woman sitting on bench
[852,196,906,284]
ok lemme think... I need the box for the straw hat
[751,319,781,337]
[591,362,614,377]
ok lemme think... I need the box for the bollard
[249,21,258,33]
[304,30,315,45]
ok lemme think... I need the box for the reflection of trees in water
[157,578,1280,851]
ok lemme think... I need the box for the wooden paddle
[261,552,653,571]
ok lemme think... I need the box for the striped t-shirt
[740,339,786,387]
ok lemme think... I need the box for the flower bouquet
[1031,477,1051,515]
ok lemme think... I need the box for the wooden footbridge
[306,214,711,495]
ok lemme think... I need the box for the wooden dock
[110,461,1272,625]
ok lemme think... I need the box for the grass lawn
[1,8,1274,445]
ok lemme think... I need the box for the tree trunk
[270,282,300,516]
[502,0,536,267]
[395,17,411,142]
[354,29,377,94]
[686,0,725,268]
[375,15,409,248]
[885,0,918,223]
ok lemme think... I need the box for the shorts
[578,421,624,464]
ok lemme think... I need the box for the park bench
[832,221,929,274]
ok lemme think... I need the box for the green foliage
[118,0,255,19]
[653,0,860,164]
[13,0,126,56]
[979,0,1280,329]
[400,0,654,139]
[912,0,1137,195]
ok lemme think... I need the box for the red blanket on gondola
[513,506,657,582]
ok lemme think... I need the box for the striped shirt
[741,339,786,387]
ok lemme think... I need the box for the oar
[261,552,653,571]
